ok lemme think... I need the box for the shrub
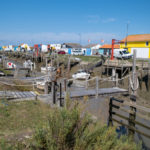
[31,101,140,150]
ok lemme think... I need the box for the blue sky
[0,0,150,45]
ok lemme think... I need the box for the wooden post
[129,95,136,137]
[46,57,48,72]
[128,75,130,93]
[141,60,143,89]
[132,49,137,95]
[57,54,59,68]
[44,82,48,94]
[34,62,36,70]
[52,81,56,104]
[95,77,99,98]
[59,82,63,107]
[86,78,88,89]
[51,53,53,67]
[115,73,118,87]
[14,68,19,78]
[112,68,116,81]
[107,59,109,77]
[64,78,67,92]
[108,97,113,126]
[67,56,71,78]
[64,79,68,108]
[112,67,116,87]
[129,49,137,137]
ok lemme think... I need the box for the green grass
[0,100,50,139]
[57,54,101,63]
[0,99,141,150]
[0,66,12,75]
[73,55,101,62]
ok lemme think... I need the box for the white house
[20,44,31,51]
[85,44,101,55]
[41,45,48,52]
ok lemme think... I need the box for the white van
[72,48,83,55]
[114,49,132,59]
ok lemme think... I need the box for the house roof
[122,34,150,42]
[100,44,120,49]
[63,43,82,48]
[85,44,100,48]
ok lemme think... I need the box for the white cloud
[87,15,100,23]
[102,18,116,23]
[0,32,119,45]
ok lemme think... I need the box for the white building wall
[50,44,61,50]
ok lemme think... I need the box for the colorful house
[99,44,120,56]
[85,44,101,55]
[120,34,150,58]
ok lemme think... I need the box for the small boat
[23,60,33,68]
[0,71,5,76]
[36,81,45,90]
[41,66,55,73]
[7,62,16,69]
[72,70,90,80]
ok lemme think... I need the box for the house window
[146,41,149,46]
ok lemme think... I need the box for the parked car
[58,51,66,54]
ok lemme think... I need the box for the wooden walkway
[0,87,128,101]
[0,91,36,99]
[62,87,128,98]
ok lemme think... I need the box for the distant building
[50,44,61,50]
[61,43,82,55]
[3,45,13,51]
[120,34,150,58]
[62,43,82,48]
[85,44,101,49]
[85,44,101,55]
[20,44,31,52]
[99,44,120,56]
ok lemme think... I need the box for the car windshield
[123,50,129,54]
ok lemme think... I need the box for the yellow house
[120,34,150,58]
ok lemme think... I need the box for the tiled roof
[100,44,120,49]
[122,34,150,42]
[85,44,99,48]
[63,43,82,48]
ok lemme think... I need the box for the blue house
[14,46,18,51]
[68,48,72,55]
[85,48,91,56]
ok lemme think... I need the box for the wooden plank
[112,118,150,139]
[111,98,150,113]
[67,88,127,98]
[112,112,150,130]
[124,101,150,113]
[113,105,150,121]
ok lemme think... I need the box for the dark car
[58,51,66,54]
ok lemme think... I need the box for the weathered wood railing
[108,97,150,138]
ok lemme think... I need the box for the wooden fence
[108,97,150,138]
